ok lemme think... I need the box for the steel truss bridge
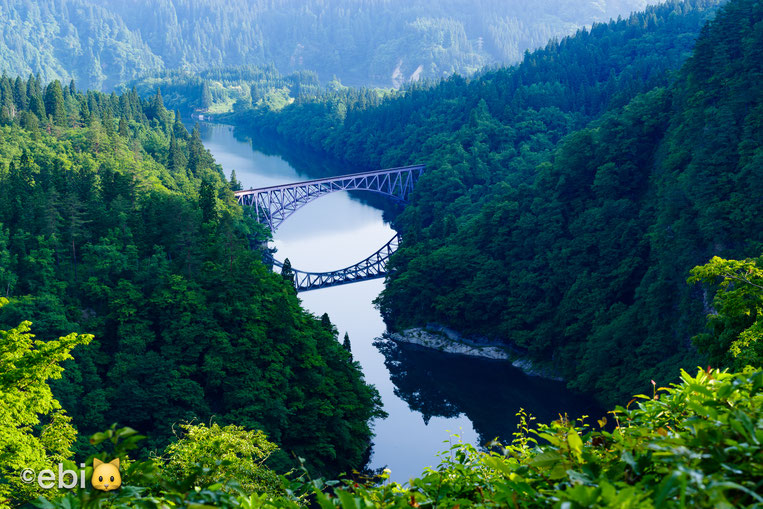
[267,234,399,292]
[235,165,424,292]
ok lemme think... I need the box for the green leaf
[530,450,562,469]
[567,429,583,461]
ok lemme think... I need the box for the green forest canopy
[5,248,762,507]
[0,76,383,479]
[0,0,761,506]
[231,0,762,405]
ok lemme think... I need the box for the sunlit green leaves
[0,316,92,503]
[688,254,763,368]
[311,367,763,508]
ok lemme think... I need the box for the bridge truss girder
[235,165,424,231]
[235,165,424,292]
[269,234,399,292]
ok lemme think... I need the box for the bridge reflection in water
[234,165,424,291]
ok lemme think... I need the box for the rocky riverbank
[387,326,563,381]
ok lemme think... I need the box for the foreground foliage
[0,307,91,504]
[320,367,763,508]
[161,423,283,497]
[689,255,763,370]
[30,366,762,508]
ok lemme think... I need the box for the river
[196,122,602,482]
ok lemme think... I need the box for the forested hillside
[123,66,326,115]
[103,0,661,86]
[0,77,383,477]
[228,0,763,404]
[0,0,162,90]
[1,0,762,507]
[0,0,663,90]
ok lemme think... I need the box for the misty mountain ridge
[0,0,663,90]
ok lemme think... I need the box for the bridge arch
[234,165,424,291]
[234,165,424,231]
[268,234,399,292]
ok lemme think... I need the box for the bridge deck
[233,164,425,195]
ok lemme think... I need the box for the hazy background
[0,0,660,90]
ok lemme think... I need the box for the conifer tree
[168,131,187,175]
[44,81,66,126]
[13,77,26,111]
[201,81,213,109]
[79,101,91,126]
[0,228,16,297]
[173,109,188,139]
[118,116,128,137]
[0,79,15,123]
[103,109,115,137]
[198,179,218,224]
[229,170,242,191]
[26,78,45,121]
[148,88,167,122]
[187,125,206,176]
[281,258,295,286]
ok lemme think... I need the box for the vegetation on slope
[0,0,162,91]
[122,66,327,116]
[2,0,668,89]
[231,0,746,404]
[309,252,763,507]
[0,76,383,479]
[11,263,762,506]
[1,0,761,506]
[0,302,92,504]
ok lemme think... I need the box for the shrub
[320,367,763,508]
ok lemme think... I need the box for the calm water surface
[197,123,601,482]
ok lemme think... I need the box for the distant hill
[0,0,162,90]
[0,0,662,90]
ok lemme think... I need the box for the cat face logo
[91,458,121,491]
